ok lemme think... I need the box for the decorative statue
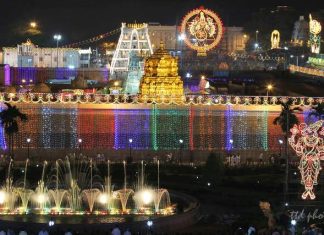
[288,120,324,200]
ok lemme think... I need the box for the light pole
[178,33,186,69]
[78,138,82,153]
[179,139,184,164]
[26,138,31,160]
[53,34,62,68]
[290,55,305,67]
[266,84,273,97]
[128,138,133,163]
[279,139,283,157]
[255,30,259,51]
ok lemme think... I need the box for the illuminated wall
[0,104,291,151]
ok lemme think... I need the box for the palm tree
[273,98,302,205]
[0,102,28,158]
[309,103,324,120]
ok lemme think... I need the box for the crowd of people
[0,225,134,235]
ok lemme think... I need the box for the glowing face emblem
[181,7,223,56]
[288,120,324,200]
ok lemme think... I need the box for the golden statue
[139,42,184,99]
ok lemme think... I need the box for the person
[111,225,121,235]
[123,228,131,235]
[0,229,6,235]
[18,228,27,235]
[271,228,280,235]
[64,229,73,235]
[248,225,256,235]
[6,229,14,235]
[38,228,49,235]
[259,153,263,164]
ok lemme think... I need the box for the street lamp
[78,138,82,152]
[279,139,283,157]
[266,84,273,97]
[26,138,31,160]
[53,34,62,68]
[290,55,305,67]
[128,138,133,163]
[179,139,184,164]
[178,33,186,69]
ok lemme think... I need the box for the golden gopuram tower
[139,42,184,99]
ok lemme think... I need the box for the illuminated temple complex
[139,42,184,98]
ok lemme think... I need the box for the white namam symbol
[288,120,324,200]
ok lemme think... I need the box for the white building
[2,40,81,68]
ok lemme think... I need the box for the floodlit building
[110,23,153,78]
[147,24,247,53]
[2,40,81,68]
[148,23,177,51]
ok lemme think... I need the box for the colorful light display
[288,120,324,200]
[309,14,322,54]
[180,7,224,56]
[0,94,322,153]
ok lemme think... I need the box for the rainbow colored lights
[0,103,312,152]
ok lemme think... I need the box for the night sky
[1,0,323,47]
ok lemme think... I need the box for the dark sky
[1,0,323,46]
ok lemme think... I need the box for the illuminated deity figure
[309,14,322,54]
[189,11,216,42]
[181,7,223,56]
[271,30,280,49]
[288,120,324,200]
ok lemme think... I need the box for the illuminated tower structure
[139,42,184,98]
[124,52,145,94]
[110,23,153,79]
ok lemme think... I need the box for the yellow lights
[36,194,46,204]
[114,81,119,87]
[98,193,109,204]
[267,84,273,91]
[201,75,206,80]
[309,14,322,35]
[30,21,37,28]
[243,34,248,39]
[271,30,280,49]
[181,7,224,56]
[140,190,154,205]
[127,23,145,29]
[139,42,184,98]
[0,191,6,204]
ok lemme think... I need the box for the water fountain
[0,155,172,217]
[48,160,68,213]
[115,161,134,213]
[15,159,33,213]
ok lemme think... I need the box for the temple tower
[110,23,153,79]
[139,42,184,99]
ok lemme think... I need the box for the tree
[0,102,28,158]
[273,98,301,204]
[309,103,324,120]
[203,152,224,185]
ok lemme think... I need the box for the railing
[0,93,323,106]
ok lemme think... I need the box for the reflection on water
[0,214,160,224]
